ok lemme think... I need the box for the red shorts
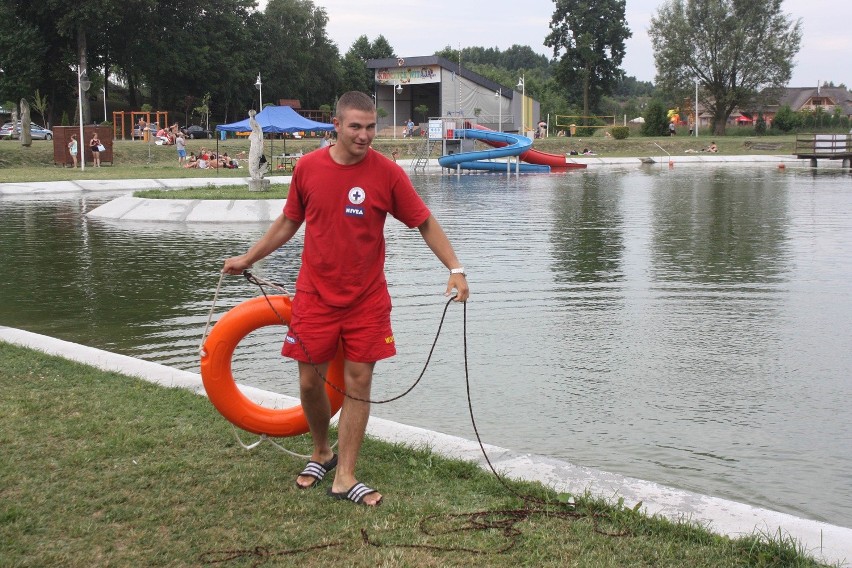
[281,287,396,363]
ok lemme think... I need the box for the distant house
[758,85,852,126]
[694,106,753,129]
[695,85,852,129]
[780,86,852,118]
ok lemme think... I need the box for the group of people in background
[135,117,181,145]
[155,123,181,145]
[182,147,239,169]
[63,121,259,170]
[66,132,103,168]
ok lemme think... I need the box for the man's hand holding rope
[446,273,469,303]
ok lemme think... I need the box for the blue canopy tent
[216,105,334,159]
[217,105,334,135]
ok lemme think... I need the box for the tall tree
[144,0,257,121]
[341,35,395,94]
[40,0,122,124]
[103,0,158,111]
[260,0,341,109]
[649,0,802,135]
[2,0,125,125]
[545,0,631,120]
[0,2,48,113]
[435,44,549,72]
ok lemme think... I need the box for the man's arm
[417,214,469,302]
[222,214,303,275]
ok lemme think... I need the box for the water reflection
[2,167,851,529]
[550,172,625,283]
[651,168,791,284]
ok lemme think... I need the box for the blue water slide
[438,129,551,173]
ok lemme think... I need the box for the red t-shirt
[284,147,431,308]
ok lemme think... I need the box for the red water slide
[473,124,586,171]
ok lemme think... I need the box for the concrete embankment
[0,154,828,199]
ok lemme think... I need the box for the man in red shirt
[223,91,468,507]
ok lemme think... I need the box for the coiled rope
[199,270,630,564]
[245,269,456,404]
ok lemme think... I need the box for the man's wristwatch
[450,267,465,276]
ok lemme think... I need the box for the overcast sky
[259,0,850,88]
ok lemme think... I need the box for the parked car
[29,124,53,140]
[0,122,53,140]
[181,125,213,139]
[0,122,16,138]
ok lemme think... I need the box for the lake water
[1,164,850,528]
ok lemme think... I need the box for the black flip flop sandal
[327,482,383,506]
[295,454,338,489]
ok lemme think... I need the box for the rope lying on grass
[200,507,630,565]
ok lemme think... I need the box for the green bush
[610,126,629,139]
[641,100,669,136]
[771,105,799,133]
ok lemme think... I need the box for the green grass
[0,137,297,184]
[0,342,831,567]
[0,133,802,184]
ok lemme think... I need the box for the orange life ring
[200,295,345,437]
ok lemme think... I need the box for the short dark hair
[335,91,375,119]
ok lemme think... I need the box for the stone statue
[247,110,269,190]
[20,99,32,147]
[249,110,269,182]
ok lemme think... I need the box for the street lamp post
[255,73,263,110]
[495,88,502,132]
[393,83,402,139]
[147,124,153,163]
[516,75,525,137]
[695,78,699,138]
[101,87,107,124]
[77,66,91,171]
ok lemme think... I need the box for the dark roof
[366,55,513,98]
[780,87,852,114]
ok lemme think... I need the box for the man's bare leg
[330,360,382,506]
[295,361,335,488]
